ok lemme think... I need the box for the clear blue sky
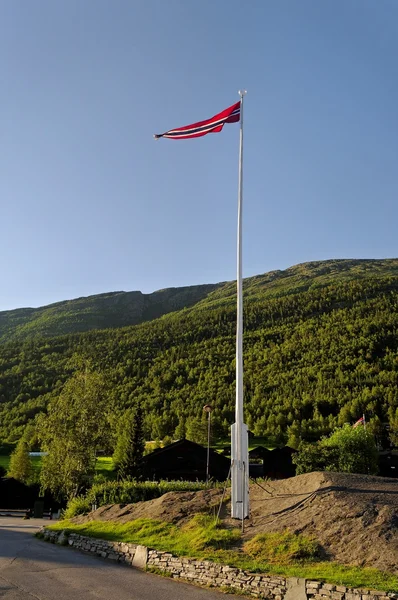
[1,0,397,311]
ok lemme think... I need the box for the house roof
[142,438,229,464]
[249,446,271,458]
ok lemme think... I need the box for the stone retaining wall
[42,530,397,600]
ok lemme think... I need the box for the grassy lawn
[0,455,41,474]
[47,515,239,555]
[95,457,116,480]
[96,457,114,471]
[46,518,398,593]
[0,454,116,479]
[0,456,9,471]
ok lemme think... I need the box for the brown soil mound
[245,471,398,573]
[73,472,398,573]
[72,487,224,525]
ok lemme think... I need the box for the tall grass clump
[179,515,240,552]
[243,531,322,564]
[63,496,92,519]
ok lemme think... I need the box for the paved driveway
[0,518,245,600]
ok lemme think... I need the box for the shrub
[324,424,378,474]
[293,424,378,475]
[293,442,339,475]
[63,496,92,519]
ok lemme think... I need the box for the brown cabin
[141,439,230,481]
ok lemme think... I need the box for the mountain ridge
[2,257,398,343]
[0,283,224,343]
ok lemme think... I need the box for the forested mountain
[0,283,223,343]
[2,258,398,447]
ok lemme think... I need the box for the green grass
[95,457,116,481]
[0,456,9,471]
[95,457,114,471]
[0,455,42,475]
[207,550,398,593]
[0,454,116,478]
[47,515,240,555]
[244,531,321,564]
[46,519,398,594]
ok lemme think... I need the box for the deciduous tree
[38,369,109,500]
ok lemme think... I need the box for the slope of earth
[72,472,398,573]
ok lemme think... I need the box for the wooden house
[141,439,230,481]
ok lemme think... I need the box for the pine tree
[113,407,145,480]
[8,439,33,483]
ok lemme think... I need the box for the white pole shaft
[231,90,248,520]
[236,92,245,459]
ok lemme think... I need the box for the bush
[293,443,339,475]
[86,479,213,506]
[324,424,378,474]
[63,496,92,519]
[293,424,378,476]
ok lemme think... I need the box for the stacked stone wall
[42,530,397,600]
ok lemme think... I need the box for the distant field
[96,457,114,471]
[96,457,116,479]
[0,455,116,478]
[0,455,42,473]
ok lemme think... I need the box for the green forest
[1,258,398,449]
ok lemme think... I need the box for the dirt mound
[72,487,224,525]
[73,472,398,573]
[245,471,398,573]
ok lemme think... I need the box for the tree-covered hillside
[2,258,398,447]
[0,283,223,343]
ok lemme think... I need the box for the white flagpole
[231,90,249,520]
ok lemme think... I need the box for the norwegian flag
[154,101,240,140]
[353,415,365,428]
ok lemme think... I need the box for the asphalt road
[0,518,245,600]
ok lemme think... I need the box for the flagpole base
[231,422,249,519]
